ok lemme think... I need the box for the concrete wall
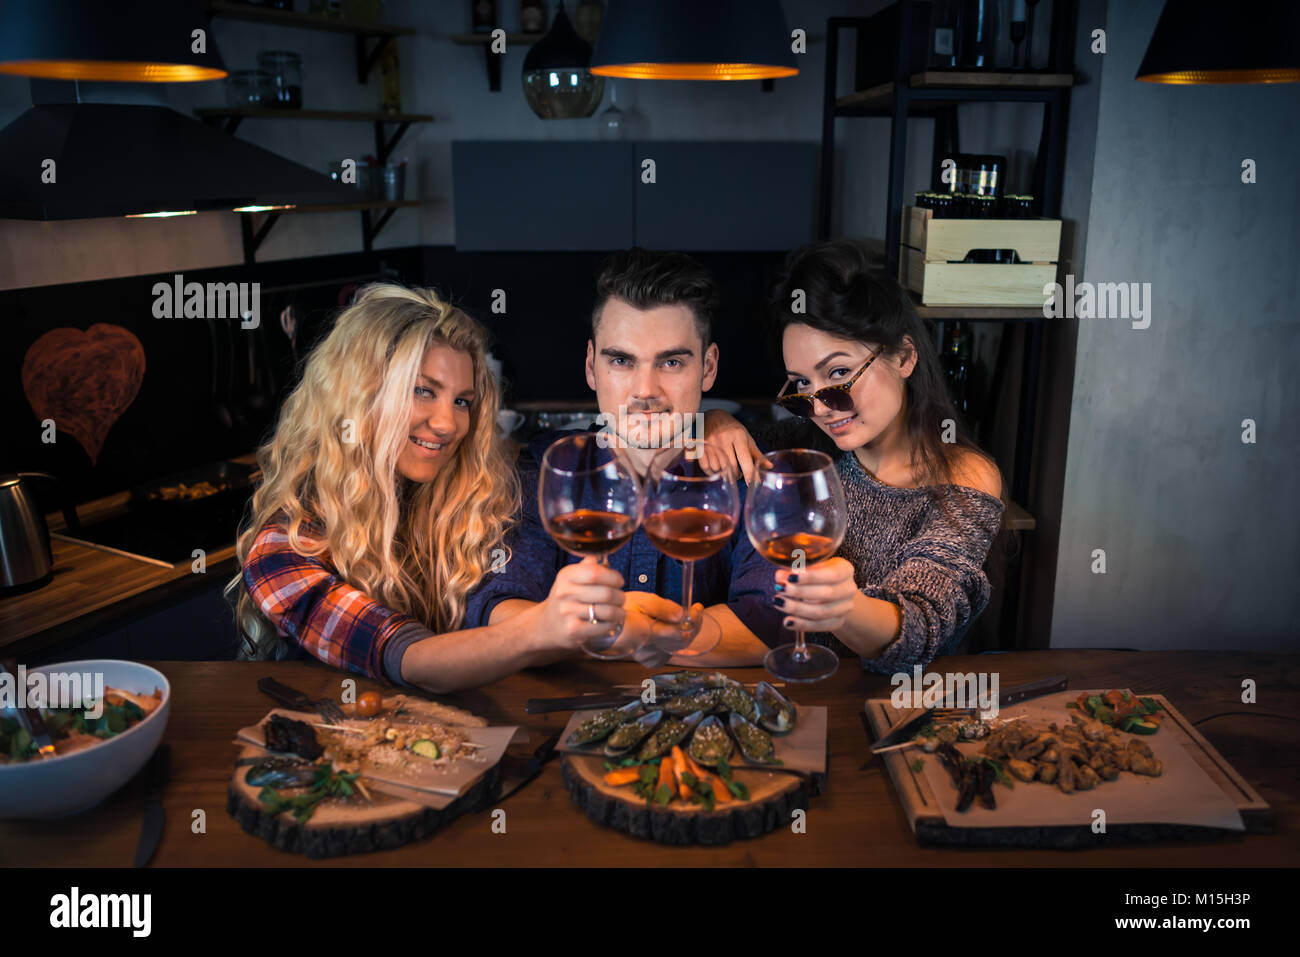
[1050,0,1300,649]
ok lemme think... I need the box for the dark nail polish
[783,618,795,629]
[788,574,800,584]
[774,583,785,593]
[772,596,785,608]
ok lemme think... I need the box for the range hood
[0,81,358,220]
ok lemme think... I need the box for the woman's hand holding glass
[773,558,858,633]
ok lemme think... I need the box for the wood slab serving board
[227,744,501,858]
[562,754,810,846]
[559,703,828,846]
[865,693,1273,847]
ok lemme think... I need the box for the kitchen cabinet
[452,141,816,252]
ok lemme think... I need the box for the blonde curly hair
[227,283,519,659]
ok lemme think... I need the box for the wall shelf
[239,200,419,264]
[205,1,415,82]
[195,107,431,163]
[450,32,544,91]
[837,72,1076,117]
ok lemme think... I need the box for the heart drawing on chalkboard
[21,324,146,465]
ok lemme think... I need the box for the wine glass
[538,432,643,660]
[642,441,740,657]
[745,449,847,682]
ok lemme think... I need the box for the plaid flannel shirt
[242,517,423,682]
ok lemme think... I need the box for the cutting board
[865,693,1273,847]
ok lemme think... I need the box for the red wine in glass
[548,509,637,556]
[745,449,847,682]
[643,507,736,561]
[643,443,740,656]
[538,433,642,660]
[755,532,837,567]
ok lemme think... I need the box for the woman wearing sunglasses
[705,240,1005,672]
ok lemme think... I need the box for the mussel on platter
[636,710,704,762]
[648,670,732,695]
[603,710,663,757]
[244,758,320,788]
[660,687,723,716]
[755,681,797,734]
[729,712,779,765]
[687,715,735,767]
[566,700,644,747]
[717,684,759,723]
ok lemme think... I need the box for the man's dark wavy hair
[591,247,718,349]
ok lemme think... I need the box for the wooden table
[3,651,1296,866]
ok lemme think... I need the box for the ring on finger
[587,603,598,625]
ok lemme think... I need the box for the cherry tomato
[356,691,382,718]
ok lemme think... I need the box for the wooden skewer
[873,740,921,754]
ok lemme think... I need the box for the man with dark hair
[464,248,782,664]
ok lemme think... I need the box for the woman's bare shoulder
[949,450,1003,500]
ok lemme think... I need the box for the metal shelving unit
[817,0,1078,644]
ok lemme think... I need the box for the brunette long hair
[768,240,1007,517]
[226,283,519,659]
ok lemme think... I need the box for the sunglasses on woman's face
[774,350,882,418]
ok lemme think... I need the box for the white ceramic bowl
[0,659,171,818]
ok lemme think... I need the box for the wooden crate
[899,205,1061,306]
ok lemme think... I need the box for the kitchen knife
[524,693,638,715]
[495,730,563,803]
[870,674,1068,753]
[133,743,169,868]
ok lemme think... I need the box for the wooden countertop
[0,454,258,653]
[2,651,1295,867]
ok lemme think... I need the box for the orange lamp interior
[0,60,225,82]
[591,62,798,81]
[1138,68,1300,84]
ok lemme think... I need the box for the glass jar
[226,70,273,108]
[257,51,304,109]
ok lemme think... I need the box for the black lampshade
[0,0,225,82]
[1136,0,1300,84]
[590,0,797,81]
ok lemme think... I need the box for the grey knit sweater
[755,421,1005,673]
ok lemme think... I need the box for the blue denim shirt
[464,428,784,646]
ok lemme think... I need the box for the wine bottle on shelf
[929,0,960,69]
[471,0,496,33]
[957,0,997,69]
[520,0,547,33]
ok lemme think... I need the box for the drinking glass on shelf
[745,449,847,682]
[642,441,740,658]
[538,432,642,660]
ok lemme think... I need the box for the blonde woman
[227,284,627,693]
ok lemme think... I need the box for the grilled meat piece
[1008,759,1037,782]
[264,714,323,759]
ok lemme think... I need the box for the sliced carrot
[671,746,691,800]
[603,768,640,786]
[710,774,733,803]
[656,755,675,795]
[682,752,705,779]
